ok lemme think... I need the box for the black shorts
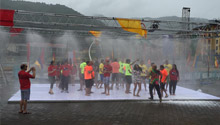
[112,73,119,82]
[125,76,132,84]
[85,79,94,88]
[160,82,165,89]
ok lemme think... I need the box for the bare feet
[18,110,23,114]
[23,111,31,114]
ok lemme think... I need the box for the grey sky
[25,0,219,19]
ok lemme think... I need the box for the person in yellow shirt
[164,60,172,73]
[164,60,172,90]
[139,60,148,91]
[98,59,104,88]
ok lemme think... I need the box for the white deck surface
[8,83,220,102]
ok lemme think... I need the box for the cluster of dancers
[47,58,180,102]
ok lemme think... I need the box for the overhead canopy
[0,9,220,39]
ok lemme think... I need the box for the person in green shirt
[78,59,86,91]
[119,59,125,88]
[124,59,139,94]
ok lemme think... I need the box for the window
[208,40,211,44]
[216,40,219,44]
[216,46,219,51]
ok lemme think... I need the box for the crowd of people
[46,58,180,102]
[17,58,180,114]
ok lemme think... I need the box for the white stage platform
[8,83,220,103]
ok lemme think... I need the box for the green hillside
[0,0,82,15]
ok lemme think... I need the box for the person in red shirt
[169,64,179,95]
[84,61,95,96]
[48,61,56,94]
[160,65,168,98]
[110,59,120,90]
[102,59,112,95]
[18,64,36,114]
[60,59,72,93]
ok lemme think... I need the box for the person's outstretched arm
[130,59,139,65]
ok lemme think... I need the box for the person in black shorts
[84,61,95,96]
[124,59,139,94]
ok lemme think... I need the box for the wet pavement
[1,75,220,125]
[1,100,220,125]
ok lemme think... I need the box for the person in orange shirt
[84,61,95,96]
[160,65,168,98]
[110,59,120,90]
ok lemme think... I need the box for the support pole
[89,39,95,61]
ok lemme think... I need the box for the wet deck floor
[8,83,220,103]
